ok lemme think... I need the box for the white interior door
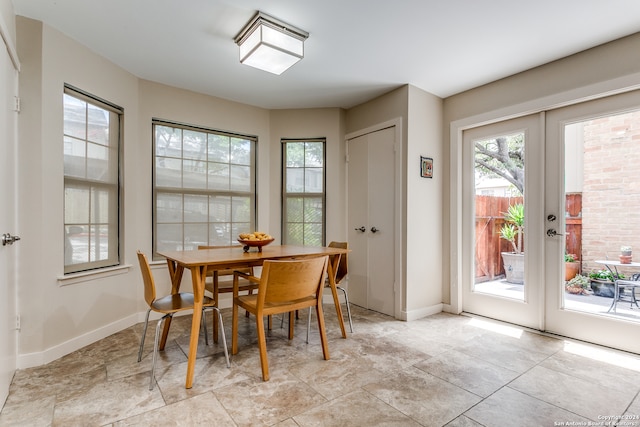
[0,37,18,406]
[462,114,544,330]
[347,126,396,316]
[545,89,640,354]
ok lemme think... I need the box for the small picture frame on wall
[420,156,433,178]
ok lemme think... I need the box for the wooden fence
[475,194,582,282]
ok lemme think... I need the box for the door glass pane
[473,132,525,300]
[563,109,640,321]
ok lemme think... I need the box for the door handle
[2,233,21,246]
[546,228,564,237]
[354,226,366,232]
[371,227,379,233]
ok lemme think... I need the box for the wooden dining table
[157,244,350,388]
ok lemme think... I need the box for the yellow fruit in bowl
[238,231,273,241]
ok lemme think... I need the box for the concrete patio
[474,279,640,321]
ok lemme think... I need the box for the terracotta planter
[620,255,632,264]
[565,261,580,281]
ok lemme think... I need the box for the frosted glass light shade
[235,12,308,75]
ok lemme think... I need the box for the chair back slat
[259,256,328,305]
[137,251,156,306]
[328,241,348,284]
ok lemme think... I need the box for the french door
[545,89,640,354]
[0,35,18,405]
[462,114,544,330]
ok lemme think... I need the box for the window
[153,120,256,255]
[63,86,122,274]
[282,139,326,246]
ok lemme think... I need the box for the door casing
[346,119,402,318]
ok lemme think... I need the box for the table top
[594,259,640,268]
[158,244,349,268]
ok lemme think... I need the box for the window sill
[57,264,133,286]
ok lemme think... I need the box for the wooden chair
[198,245,258,343]
[282,242,353,339]
[326,241,353,333]
[231,256,330,381]
[136,251,230,390]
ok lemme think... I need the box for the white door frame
[449,77,640,316]
[0,12,20,407]
[345,118,403,319]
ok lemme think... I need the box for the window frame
[152,119,257,258]
[63,84,123,274]
[281,138,327,246]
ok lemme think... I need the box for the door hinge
[14,96,20,113]
[15,315,21,331]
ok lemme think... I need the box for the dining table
[157,244,350,388]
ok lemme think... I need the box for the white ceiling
[12,0,640,110]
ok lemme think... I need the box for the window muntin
[282,139,326,246]
[153,121,256,255]
[63,87,122,274]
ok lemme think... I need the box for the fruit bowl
[238,236,275,252]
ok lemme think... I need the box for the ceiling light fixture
[234,11,309,75]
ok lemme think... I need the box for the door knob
[546,228,563,237]
[354,226,366,232]
[371,227,379,233]
[2,233,21,246]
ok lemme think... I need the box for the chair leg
[315,302,330,361]
[288,311,295,340]
[202,308,209,346]
[212,305,219,343]
[256,315,270,381]
[306,307,312,344]
[138,308,152,362]
[232,299,239,355]
[150,314,170,390]
[211,307,230,367]
[338,286,354,333]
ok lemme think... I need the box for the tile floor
[3,305,640,426]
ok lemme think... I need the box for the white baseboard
[17,313,140,369]
[401,303,443,321]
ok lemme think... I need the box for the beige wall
[443,32,640,308]
[406,86,443,316]
[346,85,445,319]
[269,108,347,243]
[17,17,141,365]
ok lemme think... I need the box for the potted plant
[564,253,580,281]
[620,246,632,264]
[499,203,524,284]
[565,274,590,295]
[589,269,624,297]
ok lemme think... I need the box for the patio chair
[609,273,640,313]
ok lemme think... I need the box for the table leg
[160,261,184,350]
[185,265,206,389]
[327,255,347,339]
[608,280,620,313]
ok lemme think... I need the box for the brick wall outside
[581,110,640,276]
